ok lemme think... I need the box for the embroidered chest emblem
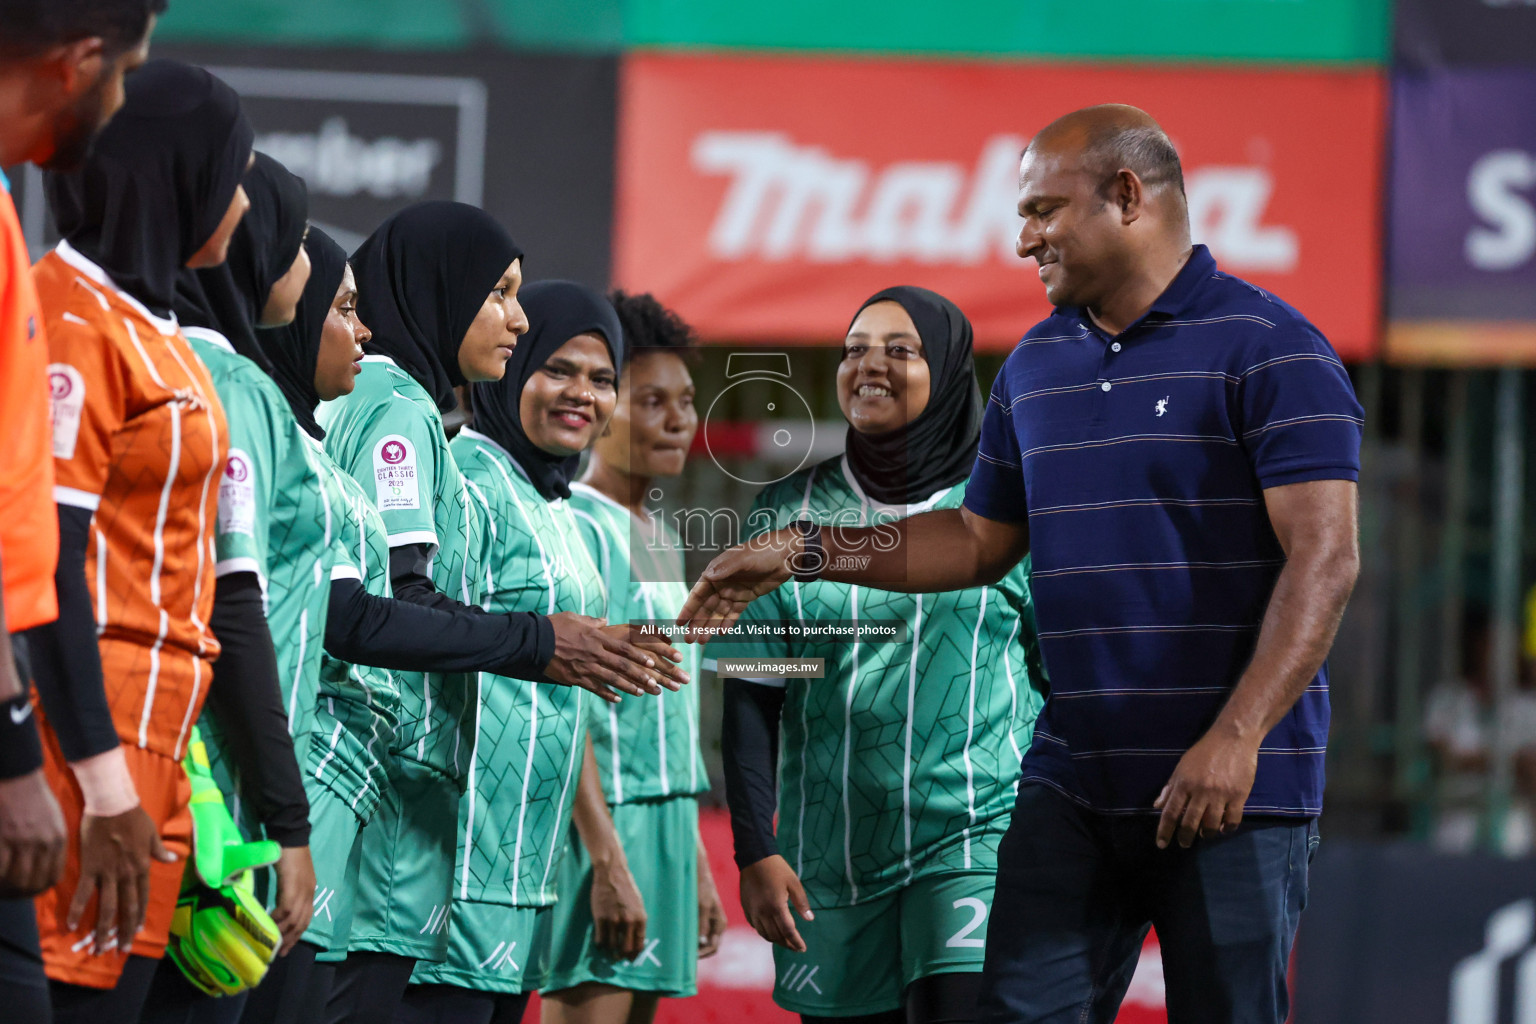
[1154,397,1170,417]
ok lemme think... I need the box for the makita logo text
[693,131,1298,273]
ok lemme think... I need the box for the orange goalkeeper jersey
[34,241,228,759]
[0,173,58,632]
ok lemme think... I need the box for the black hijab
[173,152,309,367]
[254,227,349,441]
[471,280,625,502]
[350,201,523,413]
[47,60,254,318]
[843,286,982,506]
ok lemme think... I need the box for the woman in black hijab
[717,286,1045,1024]
[839,286,982,506]
[349,199,526,412]
[47,58,255,317]
[468,279,626,500]
[173,151,312,366]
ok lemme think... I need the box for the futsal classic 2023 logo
[374,435,421,511]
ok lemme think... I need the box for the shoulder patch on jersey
[47,363,86,460]
[219,447,258,537]
[373,434,421,511]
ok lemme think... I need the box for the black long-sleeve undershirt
[204,571,310,847]
[388,543,480,615]
[324,578,555,680]
[22,505,119,763]
[722,677,785,869]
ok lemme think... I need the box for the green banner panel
[154,0,624,52]
[154,0,1385,62]
[628,0,1390,63]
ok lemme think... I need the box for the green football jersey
[188,330,333,776]
[451,428,602,907]
[568,482,707,804]
[707,456,1045,908]
[318,356,484,782]
[307,437,402,823]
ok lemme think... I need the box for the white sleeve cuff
[53,486,101,510]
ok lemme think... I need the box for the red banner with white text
[614,52,1384,357]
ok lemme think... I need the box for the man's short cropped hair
[0,0,167,60]
[1082,123,1186,203]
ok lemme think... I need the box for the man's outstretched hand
[675,528,799,642]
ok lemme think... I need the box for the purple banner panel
[1388,68,1536,362]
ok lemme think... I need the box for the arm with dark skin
[0,547,66,899]
[570,736,646,959]
[1152,478,1359,848]
[676,507,1029,639]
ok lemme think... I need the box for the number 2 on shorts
[946,897,988,948]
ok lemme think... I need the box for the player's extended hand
[591,857,647,960]
[739,854,813,953]
[544,613,687,704]
[69,805,177,955]
[0,768,67,898]
[675,528,799,642]
[1153,722,1260,849]
[697,849,727,959]
[270,845,316,956]
[607,624,689,692]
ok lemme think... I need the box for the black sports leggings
[50,953,161,1024]
[323,951,417,1024]
[396,982,532,1024]
[801,971,985,1024]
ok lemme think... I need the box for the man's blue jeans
[979,782,1318,1024]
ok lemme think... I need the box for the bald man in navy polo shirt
[680,104,1361,1024]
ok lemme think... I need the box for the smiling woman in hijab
[710,286,1047,1024]
[400,280,632,1023]
[26,59,255,1023]
[316,211,681,1024]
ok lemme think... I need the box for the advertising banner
[1386,68,1536,364]
[1295,842,1536,1024]
[11,45,619,288]
[626,0,1390,64]
[614,53,1385,357]
[1395,0,1536,70]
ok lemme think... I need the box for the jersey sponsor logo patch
[219,448,258,537]
[374,434,420,511]
[47,363,85,459]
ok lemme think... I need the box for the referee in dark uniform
[678,104,1362,1024]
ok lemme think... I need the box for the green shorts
[300,779,365,957]
[409,901,553,995]
[773,870,997,1016]
[348,757,460,962]
[544,796,699,997]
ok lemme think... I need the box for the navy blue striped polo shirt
[964,244,1362,817]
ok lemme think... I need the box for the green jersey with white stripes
[318,356,485,782]
[568,482,707,804]
[188,331,333,786]
[307,438,401,823]
[450,429,602,907]
[709,456,1045,908]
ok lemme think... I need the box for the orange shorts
[32,718,192,989]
